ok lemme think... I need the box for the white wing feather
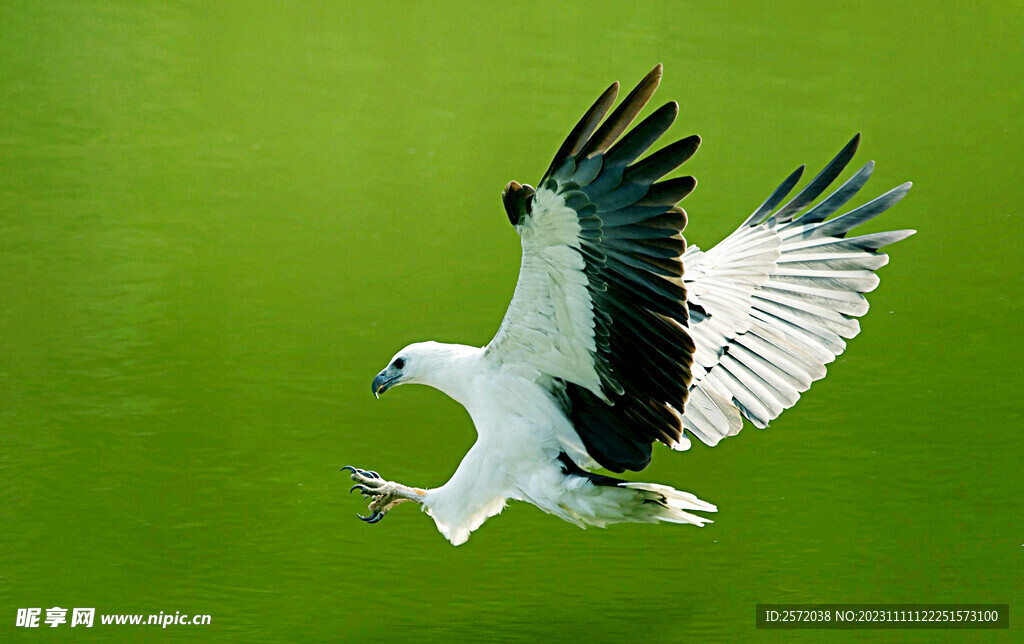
[486,187,604,396]
[679,156,914,448]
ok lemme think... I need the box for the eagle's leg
[341,465,426,523]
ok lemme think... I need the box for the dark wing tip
[842,132,861,159]
[502,180,535,226]
[579,67,667,161]
[661,102,681,136]
[541,81,621,183]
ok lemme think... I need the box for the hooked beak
[372,370,400,399]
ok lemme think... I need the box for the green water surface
[1,2,1021,642]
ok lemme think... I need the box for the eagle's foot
[341,465,425,524]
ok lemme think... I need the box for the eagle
[343,65,914,545]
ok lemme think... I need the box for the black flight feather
[505,65,698,472]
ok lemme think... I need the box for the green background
[1,1,1020,642]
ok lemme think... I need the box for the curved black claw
[341,466,382,480]
[357,511,384,524]
[349,484,372,496]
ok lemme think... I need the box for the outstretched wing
[486,65,698,473]
[680,134,915,446]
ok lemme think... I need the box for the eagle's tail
[617,481,717,526]
[551,454,716,528]
[553,475,717,528]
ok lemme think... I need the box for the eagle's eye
[393,357,405,370]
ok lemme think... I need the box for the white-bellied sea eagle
[343,65,914,545]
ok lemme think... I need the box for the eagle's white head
[371,341,480,402]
